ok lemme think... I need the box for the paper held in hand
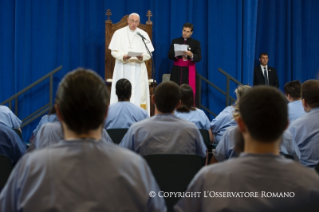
[174,44,189,57]
[127,51,143,57]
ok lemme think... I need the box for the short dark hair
[55,68,109,134]
[239,86,288,143]
[284,80,301,99]
[177,84,195,113]
[259,52,268,58]
[116,78,131,101]
[183,23,194,31]
[154,81,181,113]
[301,80,319,109]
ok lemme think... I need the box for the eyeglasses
[129,19,139,24]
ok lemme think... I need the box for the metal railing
[198,67,242,117]
[2,66,237,127]
[1,65,63,128]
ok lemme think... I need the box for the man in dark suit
[168,23,202,106]
[253,53,279,88]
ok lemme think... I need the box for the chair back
[144,154,203,212]
[0,154,13,190]
[199,129,215,150]
[106,128,129,144]
[13,129,23,140]
[281,153,294,160]
[315,162,319,174]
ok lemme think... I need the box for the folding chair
[0,154,13,190]
[13,128,23,140]
[199,129,214,163]
[144,154,203,212]
[106,128,128,144]
[281,153,294,160]
[315,162,319,174]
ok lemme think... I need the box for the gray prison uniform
[0,138,166,212]
[214,126,300,161]
[0,105,22,129]
[288,107,319,168]
[287,100,305,124]
[32,114,58,137]
[210,106,236,144]
[0,123,26,167]
[119,114,207,157]
[174,153,319,212]
[27,121,114,152]
[175,108,211,130]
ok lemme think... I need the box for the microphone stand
[140,36,156,116]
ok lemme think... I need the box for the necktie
[264,67,269,85]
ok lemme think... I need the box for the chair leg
[205,150,208,165]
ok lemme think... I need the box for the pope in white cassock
[109,13,154,115]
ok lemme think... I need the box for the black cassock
[168,37,202,106]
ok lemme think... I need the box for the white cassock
[109,26,154,115]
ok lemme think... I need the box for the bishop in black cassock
[168,23,202,106]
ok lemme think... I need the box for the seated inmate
[120,81,206,157]
[175,84,214,142]
[104,78,148,130]
[0,68,166,211]
[175,86,319,212]
[210,85,251,143]
[288,80,319,168]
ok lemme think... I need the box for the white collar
[127,25,136,33]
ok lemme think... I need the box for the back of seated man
[27,121,113,152]
[0,68,166,211]
[175,86,319,212]
[0,123,26,166]
[212,126,300,162]
[211,98,300,163]
[210,85,251,144]
[32,106,58,138]
[284,80,305,123]
[104,78,148,130]
[120,81,206,158]
[288,79,319,168]
[0,105,22,132]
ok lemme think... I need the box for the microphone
[136,32,148,40]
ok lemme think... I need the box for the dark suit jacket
[253,66,279,88]
[168,37,202,62]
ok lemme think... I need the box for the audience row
[1,68,319,211]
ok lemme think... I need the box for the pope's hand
[137,55,143,61]
[123,54,131,61]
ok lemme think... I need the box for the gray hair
[235,85,251,101]
[129,13,140,20]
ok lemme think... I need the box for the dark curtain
[1,0,319,141]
